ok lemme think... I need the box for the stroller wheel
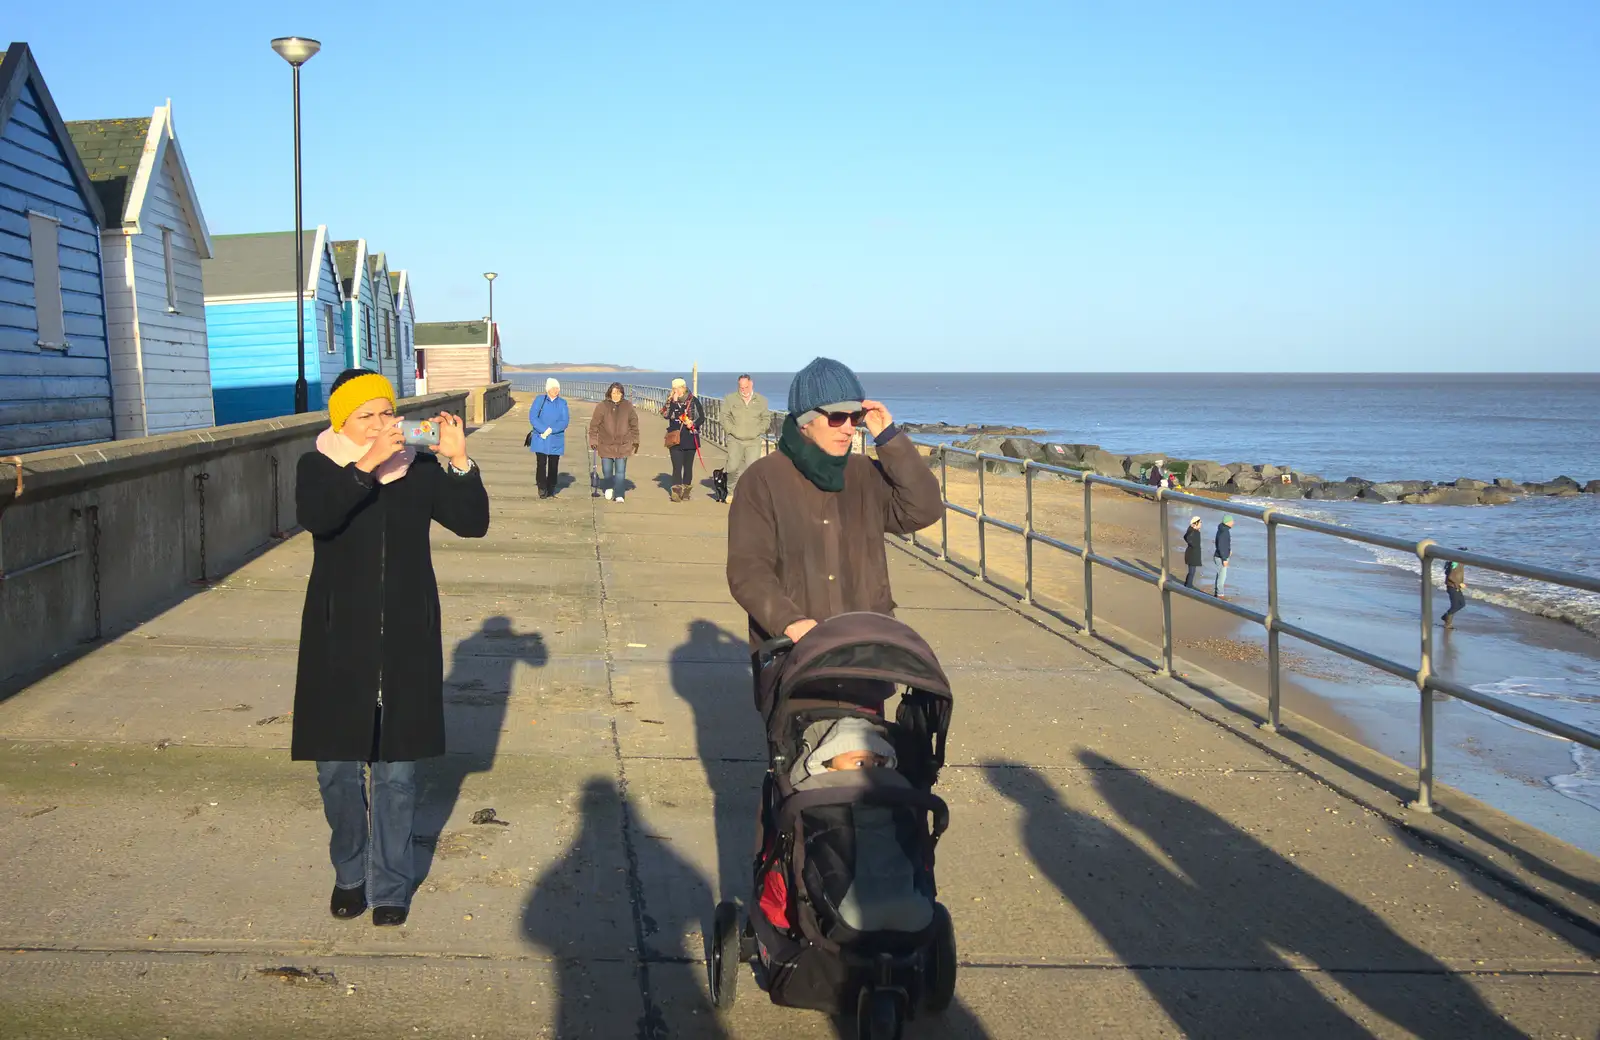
[924,902,957,1013]
[856,987,905,1040]
[709,900,741,1010]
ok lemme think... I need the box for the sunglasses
[824,411,866,428]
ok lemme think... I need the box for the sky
[12,2,1599,372]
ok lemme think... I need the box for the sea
[511,371,1600,852]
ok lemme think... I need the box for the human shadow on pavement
[413,616,548,886]
[523,777,728,1040]
[669,620,766,911]
[984,754,1531,1040]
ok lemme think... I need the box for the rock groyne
[940,435,1597,506]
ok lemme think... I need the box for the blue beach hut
[200,225,347,424]
[0,42,114,454]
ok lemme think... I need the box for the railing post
[1023,461,1034,605]
[938,448,949,561]
[977,454,988,584]
[1262,512,1281,733]
[1082,476,1095,635]
[1411,542,1437,812]
[1157,492,1173,677]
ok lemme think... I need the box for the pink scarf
[315,427,415,484]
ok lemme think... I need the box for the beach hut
[65,104,215,439]
[367,250,408,394]
[413,320,496,395]
[201,226,346,425]
[0,42,114,454]
[390,269,416,397]
[330,237,376,376]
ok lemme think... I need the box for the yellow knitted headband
[328,373,397,432]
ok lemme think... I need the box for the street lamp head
[484,272,498,281]
[271,37,321,67]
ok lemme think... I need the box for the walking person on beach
[661,378,704,501]
[727,356,943,647]
[292,369,489,926]
[1213,515,1234,598]
[588,382,639,502]
[720,374,771,503]
[1442,552,1469,629]
[1182,516,1204,588]
[530,379,570,498]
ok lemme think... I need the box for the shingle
[202,231,319,297]
[415,321,489,346]
[63,117,152,224]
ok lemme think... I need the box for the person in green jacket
[719,374,771,502]
[1442,553,1468,629]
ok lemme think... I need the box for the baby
[791,717,897,786]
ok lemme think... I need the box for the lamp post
[484,272,498,381]
[272,36,321,413]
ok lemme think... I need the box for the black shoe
[330,883,367,919]
[372,905,409,927]
[538,489,549,499]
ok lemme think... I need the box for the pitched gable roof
[389,271,401,296]
[415,321,490,347]
[0,42,110,229]
[64,116,150,224]
[203,227,341,301]
[330,239,363,298]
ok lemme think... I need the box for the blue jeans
[1213,557,1229,596]
[601,456,627,496]
[316,759,418,909]
[1443,586,1467,623]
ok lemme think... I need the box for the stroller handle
[757,634,795,657]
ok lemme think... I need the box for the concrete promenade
[2,395,1597,1039]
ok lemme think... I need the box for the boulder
[1455,478,1488,491]
[1374,480,1431,497]
[1000,437,1049,463]
[1042,442,1095,465]
[958,434,1010,456]
[1258,482,1306,500]
[1257,464,1284,481]
[1344,476,1374,487]
[1548,475,1582,491]
[1080,449,1128,479]
[1526,481,1582,497]
[1229,473,1265,494]
[1225,462,1251,475]
[1358,486,1395,503]
[1185,460,1228,486]
[1494,477,1518,489]
[1307,482,1361,501]
[1403,488,1483,506]
[1479,490,1517,505]
[1587,480,1600,495]
[1291,472,1326,485]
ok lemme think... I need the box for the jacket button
[822,519,829,525]
[828,575,835,581]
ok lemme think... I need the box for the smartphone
[400,419,440,447]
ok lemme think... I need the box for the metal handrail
[915,444,1600,812]
[520,378,1600,811]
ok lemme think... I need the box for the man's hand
[861,400,892,438]
[357,425,407,473]
[784,619,818,643]
[430,413,469,470]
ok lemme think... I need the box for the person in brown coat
[588,382,639,502]
[727,357,943,649]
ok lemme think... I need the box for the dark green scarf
[778,415,849,492]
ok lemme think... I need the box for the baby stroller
[709,612,956,1040]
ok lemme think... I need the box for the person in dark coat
[293,369,490,926]
[1213,515,1234,598]
[1182,515,1204,588]
[588,382,639,502]
[660,377,705,501]
[1442,550,1469,629]
[727,356,943,649]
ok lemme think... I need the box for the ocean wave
[1468,676,1600,811]
[1550,746,1600,813]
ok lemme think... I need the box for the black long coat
[291,451,490,762]
[1183,525,1204,567]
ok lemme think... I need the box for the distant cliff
[502,363,649,373]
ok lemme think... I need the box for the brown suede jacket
[726,427,943,647]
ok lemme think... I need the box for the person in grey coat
[720,374,771,501]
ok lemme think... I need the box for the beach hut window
[162,228,177,312]
[363,305,374,359]
[27,212,67,350]
[324,303,336,353]
[383,316,393,359]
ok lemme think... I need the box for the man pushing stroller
[726,356,943,647]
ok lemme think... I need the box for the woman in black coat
[660,377,705,501]
[1182,515,1204,589]
[293,369,490,926]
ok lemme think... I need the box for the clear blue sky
[14,2,1599,371]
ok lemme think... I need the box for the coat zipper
[376,516,386,713]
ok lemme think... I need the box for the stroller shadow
[522,776,728,1039]
[982,754,1531,1040]
[413,616,548,886]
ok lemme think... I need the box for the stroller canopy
[774,612,952,710]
